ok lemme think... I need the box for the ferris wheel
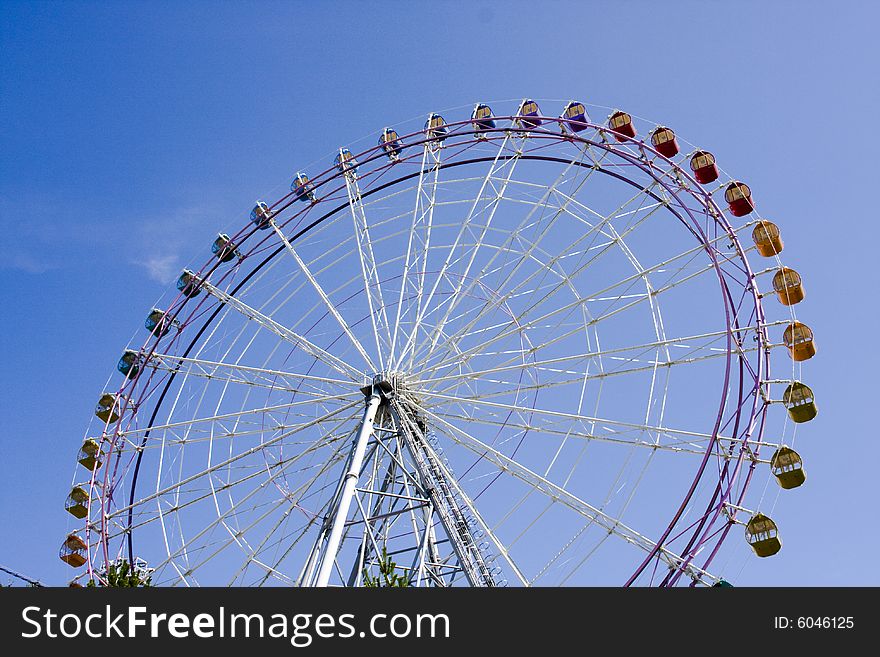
[61,98,817,587]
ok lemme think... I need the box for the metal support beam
[313,390,381,587]
[388,399,496,587]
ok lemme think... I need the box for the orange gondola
[772,267,805,305]
[60,534,88,567]
[751,220,783,256]
[783,322,816,361]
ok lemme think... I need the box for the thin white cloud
[130,205,222,285]
[1,252,58,274]
[136,253,180,284]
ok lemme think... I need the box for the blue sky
[1,0,877,586]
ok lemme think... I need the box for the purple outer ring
[82,112,768,586]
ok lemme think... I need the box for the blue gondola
[291,172,316,202]
[471,103,496,135]
[250,201,272,229]
[378,127,403,159]
[212,233,239,263]
[176,269,201,298]
[334,148,359,174]
[516,99,542,129]
[117,349,141,379]
[562,101,589,132]
[145,308,170,338]
[425,113,448,141]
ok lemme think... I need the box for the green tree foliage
[362,548,411,588]
[87,559,153,587]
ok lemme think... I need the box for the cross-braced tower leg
[301,374,498,587]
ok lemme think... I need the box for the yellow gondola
[745,513,781,557]
[783,382,817,423]
[65,486,90,518]
[770,446,806,489]
[78,439,105,470]
[94,393,119,423]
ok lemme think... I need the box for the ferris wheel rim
[81,110,777,586]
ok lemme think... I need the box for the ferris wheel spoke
[389,142,442,371]
[422,407,767,461]
[415,390,765,448]
[343,170,394,370]
[224,478,331,587]
[255,511,327,587]
[422,344,756,405]
[104,394,359,450]
[422,234,730,378]
[148,352,355,395]
[145,422,357,583]
[103,426,352,550]
[111,401,361,524]
[167,495,297,585]
[531,517,606,585]
[416,324,763,387]
[197,279,363,380]
[415,180,671,373]
[120,409,359,457]
[413,436,530,586]
[552,179,669,235]
[406,134,522,370]
[419,406,715,583]
[108,455,352,563]
[269,220,377,372]
[412,149,599,367]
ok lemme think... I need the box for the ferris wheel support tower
[304,374,496,587]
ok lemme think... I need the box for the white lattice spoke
[269,221,377,372]
[344,171,393,370]
[200,280,363,380]
[419,406,716,584]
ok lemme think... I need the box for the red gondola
[690,151,719,184]
[650,126,679,157]
[725,182,755,217]
[608,111,635,141]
